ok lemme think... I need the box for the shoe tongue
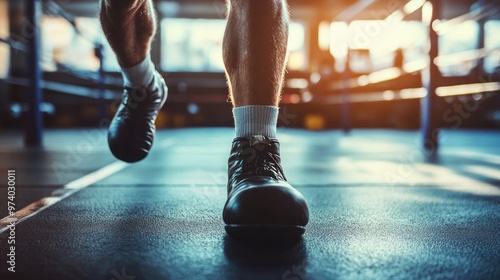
[249,135,267,146]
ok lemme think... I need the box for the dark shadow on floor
[223,234,308,279]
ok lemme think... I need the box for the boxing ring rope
[320,0,499,152]
[321,46,500,92]
[328,0,429,132]
[24,0,42,146]
[319,0,499,92]
[0,0,123,146]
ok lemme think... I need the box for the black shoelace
[239,142,286,180]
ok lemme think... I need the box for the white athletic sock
[233,105,279,138]
[120,54,156,89]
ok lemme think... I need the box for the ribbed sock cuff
[121,54,156,88]
[233,105,279,138]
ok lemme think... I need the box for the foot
[223,135,309,241]
[108,71,167,163]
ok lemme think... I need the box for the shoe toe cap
[108,123,153,163]
[223,180,309,226]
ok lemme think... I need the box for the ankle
[120,54,156,89]
[233,105,279,138]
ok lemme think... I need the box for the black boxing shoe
[108,72,167,163]
[223,135,309,241]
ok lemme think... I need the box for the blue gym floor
[1,128,499,279]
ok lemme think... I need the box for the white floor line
[0,138,175,234]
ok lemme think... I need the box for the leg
[99,0,156,67]
[100,0,168,163]
[223,0,290,138]
[222,0,309,242]
[223,0,289,106]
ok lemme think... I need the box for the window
[161,18,307,72]
[484,20,500,74]
[330,22,349,72]
[161,18,226,72]
[287,21,307,71]
[438,20,479,76]
[41,17,119,72]
[329,21,426,73]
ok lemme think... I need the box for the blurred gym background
[0,0,499,135]
[1,3,500,278]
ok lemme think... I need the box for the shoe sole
[225,224,305,244]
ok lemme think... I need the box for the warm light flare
[367,67,402,84]
[400,88,427,99]
[286,78,309,89]
[383,90,396,100]
[403,59,427,73]
[436,82,500,97]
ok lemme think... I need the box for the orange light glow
[290,94,301,104]
[288,51,306,71]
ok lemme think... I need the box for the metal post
[421,0,441,154]
[24,0,43,146]
[476,19,485,77]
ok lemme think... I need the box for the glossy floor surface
[1,128,499,279]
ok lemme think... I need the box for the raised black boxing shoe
[108,72,167,163]
[223,135,309,241]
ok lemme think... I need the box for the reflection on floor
[0,128,499,279]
